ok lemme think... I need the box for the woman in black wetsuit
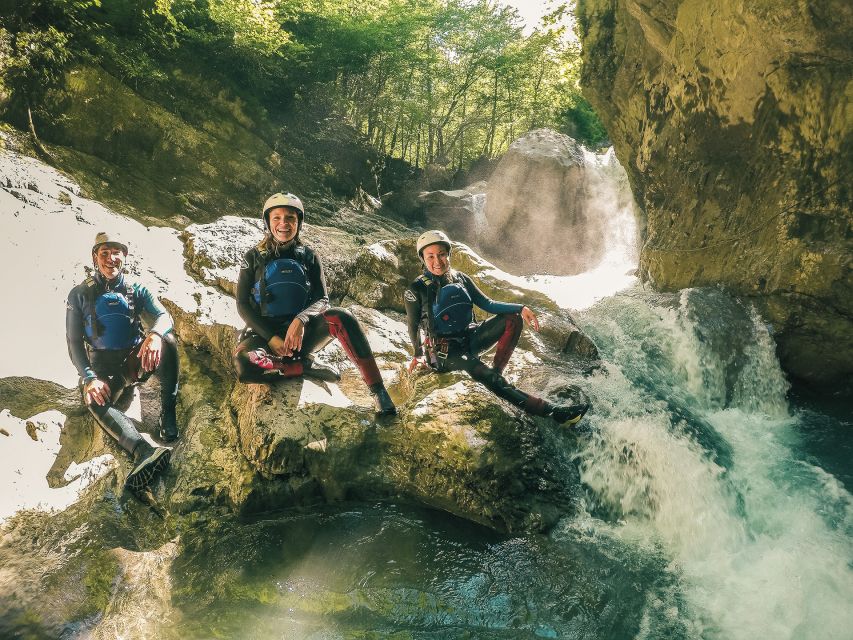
[232,192,396,416]
[404,230,588,425]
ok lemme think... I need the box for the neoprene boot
[544,401,590,426]
[302,357,341,382]
[158,406,179,442]
[369,383,397,416]
[125,441,171,492]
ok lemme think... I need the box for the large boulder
[223,373,577,532]
[482,129,608,276]
[576,0,852,389]
[417,181,487,243]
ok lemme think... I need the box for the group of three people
[66,192,589,493]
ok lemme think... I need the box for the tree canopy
[0,0,608,171]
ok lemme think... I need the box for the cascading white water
[473,147,640,310]
[561,289,853,640]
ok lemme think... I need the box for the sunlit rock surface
[576,0,852,387]
[0,137,594,530]
[0,129,597,638]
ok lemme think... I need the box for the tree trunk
[485,70,499,156]
[27,100,52,161]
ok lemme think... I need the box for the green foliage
[558,93,609,148]
[1,0,608,172]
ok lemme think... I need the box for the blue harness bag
[432,282,473,336]
[253,255,310,318]
[85,283,139,350]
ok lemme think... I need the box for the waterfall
[472,146,639,310]
[566,288,853,639]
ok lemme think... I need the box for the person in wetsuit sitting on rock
[66,232,179,493]
[404,230,589,425]
[233,192,396,416]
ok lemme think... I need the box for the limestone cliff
[577,0,852,388]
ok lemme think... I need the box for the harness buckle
[436,339,449,359]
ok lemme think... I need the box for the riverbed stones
[576,0,852,388]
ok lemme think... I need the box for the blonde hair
[260,232,301,256]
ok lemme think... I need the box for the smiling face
[421,243,450,277]
[94,244,126,280]
[267,207,300,243]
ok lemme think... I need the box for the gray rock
[417,182,487,242]
[482,129,607,276]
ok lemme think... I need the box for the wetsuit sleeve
[65,287,97,382]
[236,249,278,341]
[404,287,424,357]
[295,250,330,325]
[135,284,173,337]
[461,273,523,315]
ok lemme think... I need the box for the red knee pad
[493,314,523,373]
[324,311,382,386]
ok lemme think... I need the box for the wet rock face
[576,0,852,388]
[482,129,607,276]
[416,182,487,243]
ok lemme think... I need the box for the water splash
[568,288,853,639]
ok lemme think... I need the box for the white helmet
[92,231,128,255]
[416,230,451,258]
[262,192,304,231]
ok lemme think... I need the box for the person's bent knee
[503,312,523,327]
[324,307,355,324]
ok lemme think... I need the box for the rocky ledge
[576,0,852,389]
[1,142,598,541]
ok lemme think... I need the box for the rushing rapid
[570,287,853,639]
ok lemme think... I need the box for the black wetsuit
[404,270,550,415]
[233,238,384,388]
[66,272,179,455]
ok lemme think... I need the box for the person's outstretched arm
[461,273,539,330]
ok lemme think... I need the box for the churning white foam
[564,293,853,639]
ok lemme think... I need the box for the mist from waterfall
[473,146,639,310]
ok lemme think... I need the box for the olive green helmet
[92,231,128,255]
